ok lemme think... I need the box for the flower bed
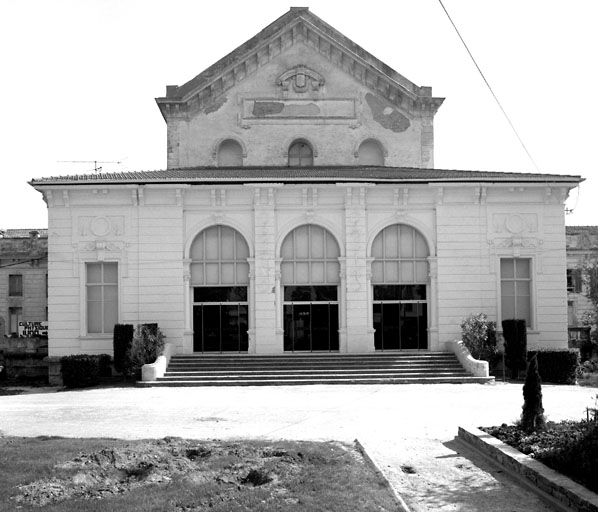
[481,420,598,494]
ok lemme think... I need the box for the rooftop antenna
[57,159,125,173]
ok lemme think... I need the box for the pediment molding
[156,10,443,121]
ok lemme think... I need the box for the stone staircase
[138,352,494,386]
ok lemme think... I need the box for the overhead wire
[437,0,541,173]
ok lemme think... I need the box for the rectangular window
[8,307,22,335]
[566,268,582,293]
[86,262,118,334]
[9,274,23,296]
[500,258,532,328]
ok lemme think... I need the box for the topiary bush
[60,355,102,388]
[520,354,545,433]
[527,349,580,384]
[502,319,527,379]
[125,324,165,379]
[113,324,134,374]
[460,313,498,362]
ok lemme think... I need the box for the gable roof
[155,7,443,121]
[30,166,582,186]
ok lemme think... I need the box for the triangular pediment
[156,7,443,120]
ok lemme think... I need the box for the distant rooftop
[0,229,48,239]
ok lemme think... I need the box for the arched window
[190,225,250,352]
[217,139,243,167]
[281,224,340,351]
[288,140,313,167]
[358,139,385,166]
[371,224,429,350]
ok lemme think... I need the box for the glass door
[283,286,339,352]
[373,285,428,350]
[193,287,248,352]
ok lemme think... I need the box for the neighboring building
[30,8,581,358]
[0,229,48,337]
[566,226,598,329]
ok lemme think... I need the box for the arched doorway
[190,225,249,352]
[371,224,429,350]
[281,224,340,351]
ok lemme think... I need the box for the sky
[1,0,596,229]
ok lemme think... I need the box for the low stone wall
[458,425,598,512]
[446,340,489,378]
[0,337,49,382]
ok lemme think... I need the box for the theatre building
[30,8,581,359]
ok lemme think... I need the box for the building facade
[566,226,598,329]
[30,8,581,358]
[0,229,48,337]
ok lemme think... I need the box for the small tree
[502,319,527,379]
[125,324,165,378]
[520,354,545,432]
[460,313,498,362]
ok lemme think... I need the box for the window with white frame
[86,262,118,334]
[500,258,532,328]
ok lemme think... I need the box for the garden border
[458,425,598,512]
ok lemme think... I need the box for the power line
[437,0,541,172]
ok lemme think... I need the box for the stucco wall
[44,182,570,356]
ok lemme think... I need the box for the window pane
[414,233,428,257]
[385,227,399,258]
[296,262,309,283]
[221,263,234,283]
[87,286,102,302]
[516,281,530,297]
[103,301,118,333]
[9,275,23,296]
[501,281,515,297]
[206,263,220,284]
[371,234,383,258]
[205,228,219,260]
[220,227,235,259]
[501,296,515,320]
[311,262,324,283]
[372,261,384,282]
[326,234,340,258]
[295,226,309,259]
[399,226,414,257]
[385,261,399,282]
[281,237,293,258]
[400,261,414,282]
[103,263,118,283]
[191,263,204,285]
[87,263,102,283]
[515,259,530,279]
[236,236,249,259]
[281,262,294,284]
[88,302,102,333]
[500,259,515,279]
[311,227,325,258]
[190,235,204,259]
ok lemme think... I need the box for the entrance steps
[139,352,494,386]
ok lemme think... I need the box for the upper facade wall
[159,21,442,169]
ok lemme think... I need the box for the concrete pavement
[1,381,596,510]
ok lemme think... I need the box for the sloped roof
[155,7,443,120]
[30,167,582,186]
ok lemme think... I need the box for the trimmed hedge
[113,323,134,374]
[527,349,580,385]
[60,354,111,388]
[502,319,527,378]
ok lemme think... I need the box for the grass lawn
[0,436,397,511]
